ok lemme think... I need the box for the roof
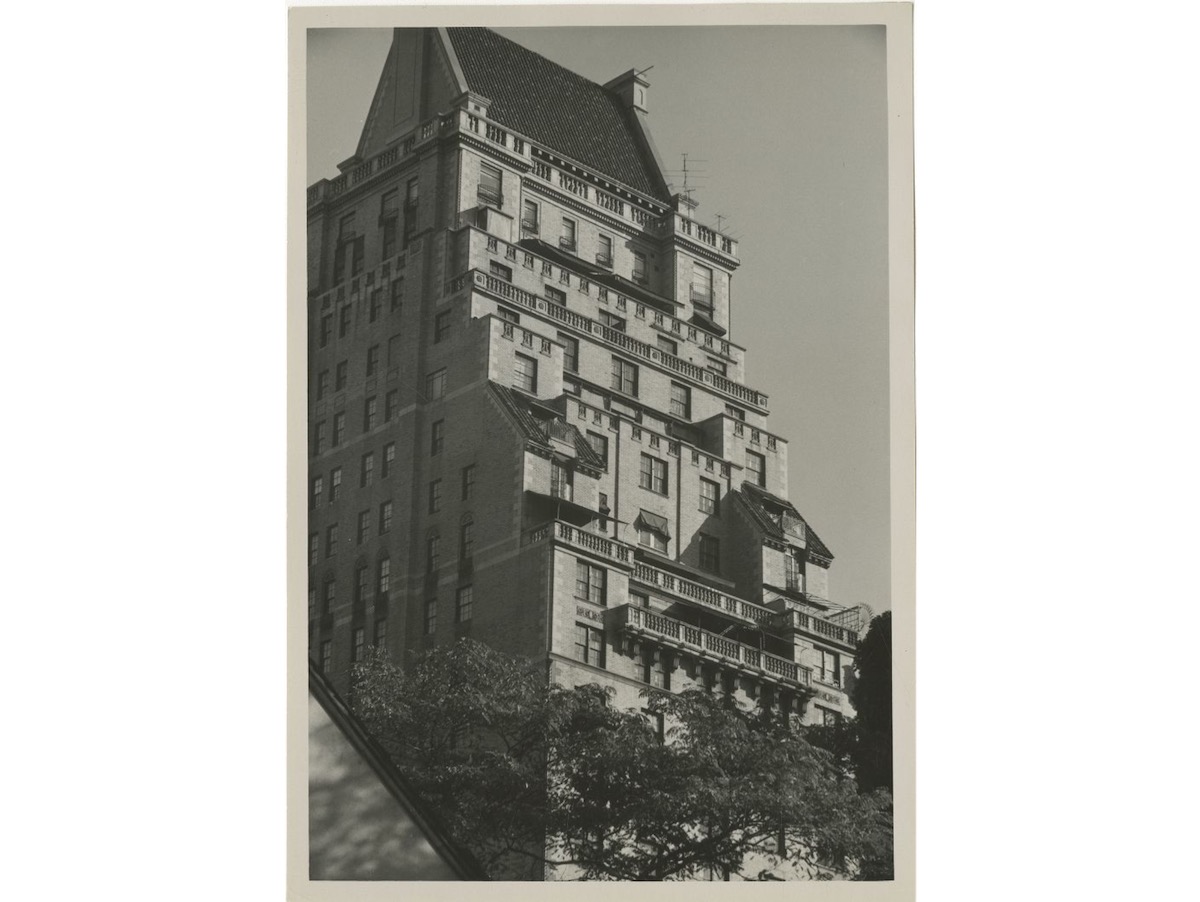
[488,382,607,471]
[736,483,834,562]
[446,28,671,202]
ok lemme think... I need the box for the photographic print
[290,4,914,893]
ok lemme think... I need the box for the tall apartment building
[306,27,867,728]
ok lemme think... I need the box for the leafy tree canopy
[351,639,892,881]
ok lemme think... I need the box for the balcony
[523,519,633,567]
[768,608,858,650]
[631,561,772,624]
[612,604,811,690]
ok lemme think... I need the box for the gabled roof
[488,382,607,471]
[736,482,835,563]
[446,28,671,202]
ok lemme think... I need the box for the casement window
[706,357,728,377]
[434,310,452,343]
[316,370,330,401]
[785,551,802,591]
[639,453,668,495]
[816,649,841,687]
[460,519,475,559]
[352,627,365,663]
[377,557,390,601]
[610,357,638,396]
[385,390,398,422]
[551,459,573,501]
[746,450,766,488]
[586,431,608,466]
[478,162,503,207]
[699,534,721,574]
[325,524,338,558]
[374,618,387,647]
[430,419,445,455]
[360,453,373,487]
[339,305,352,338]
[313,421,327,456]
[382,443,395,478]
[599,311,626,332]
[323,577,336,613]
[456,585,474,623]
[424,597,438,636]
[560,217,577,251]
[558,333,579,372]
[691,261,714,308]
[310,475,323,510]
[521,199,539,234]
[632,250,648,284]
[669,382,691,419]
[426,368,446,400]
[335,361,348,392]
[366,345,381,377]
[363,396,377,431]
[320,640,332,675]
[545,286,566,305]
[575,560,606,607]
[379,500,392,535]
[308,534,319,567]
[575,624,605,667]
[514,353,538,394]
[489,261,513,282]
[357,510,371,545]
[657,335,678,356]
[355,564,369,604]
[319,314,332,348]
[330,467,342,502]
[426,534,440,573]
[699,478,720,515]
[596,234,613,268]
[461,465,476,500]
[428,479,442,514]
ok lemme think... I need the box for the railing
[631,562,771,623]
[770,608,858,648]
[614,605,811,688]
[523,519,632,565]
[651,212,739,259]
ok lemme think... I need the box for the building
[306,26,869,739]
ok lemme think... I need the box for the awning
[634,509,671,538]
[690,311,727,337]
[524,490,603,527]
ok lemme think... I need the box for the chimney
[604,69,650,114]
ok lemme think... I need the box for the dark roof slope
[488,382,607,471]
[737,482,834,562]
[446,27,670,202]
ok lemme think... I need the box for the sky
[307,26,891,614]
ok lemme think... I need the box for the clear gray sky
[307,26,890,613]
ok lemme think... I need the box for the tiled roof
[736,483,835,562]
[488,382,607,470]
[446,28,671,202]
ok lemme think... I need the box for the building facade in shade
[306,27,869,730]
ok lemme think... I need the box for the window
[597,234,613,267]
[308,534,318,567]
[360,453,373,487]
[669,382,691,419]
[390,278,403,312]
[363,396,377,431]
[521,199,539,233]
[461,465,476,500]
[434,310,452,343]
[385,390,398,422]
[489,260,513,282]
[632,250,648,284]
[551,459,573,501]
[460,519,475,559]
[426,534,442,574]
[706,357,728,377]
[335,360,348,391]
[700,478,720,515]
[369,289,382,323]
[575,560,606,607]
[586,431,608,466]
[817,649,841,686]
[379,500,392,535]
[320,640,332,675]
[330,467,342,502]
[643,708,666,742]
[374,618,387,647]
[309,587,317,621]
[657,335,678,356]
[352,627,365,663]
[598,493,610,533]
[333,213,364,283]
[355,564,369,604]
[646,653,669,689]
[821,707,843,727]
[357,510,371,545]
[310,476,323,510]
[560,217,576,251]
[498,307,520,324]
[514,353,538,394]
[325,524,338,558]
[428,479,442,514]
[430,419,444,455]
[558,333,579,372]
[332,412,346,446]
[575,624,605,667]
[312,421,327,456]
[403,177,419,244]
[456,585,474,622]
[638,522,668,554]
[746,450,766,487]
[631,591,650,609]
[339,305,352,338]
[785,551,802,591]
[382,442,395,478]
[366,345,380,377]
[478,162,503,207]
[378,557,390,601]
[319,314,332,348]
[692,262,714,308]
[426,368,446,400]
[699,534,720,574]
[610,357,638,396]
[424,597,438,635]
[599,311,626,332]
[381,189,399,259]
[545,286,566,305]
[316,370,330,400]
[640,453,668,495]
[323,577,336,613]
[725,404,745,421]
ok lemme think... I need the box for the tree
[351,639,893,881]
[851,611,892,795]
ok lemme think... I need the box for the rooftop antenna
[677,154,708,206]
